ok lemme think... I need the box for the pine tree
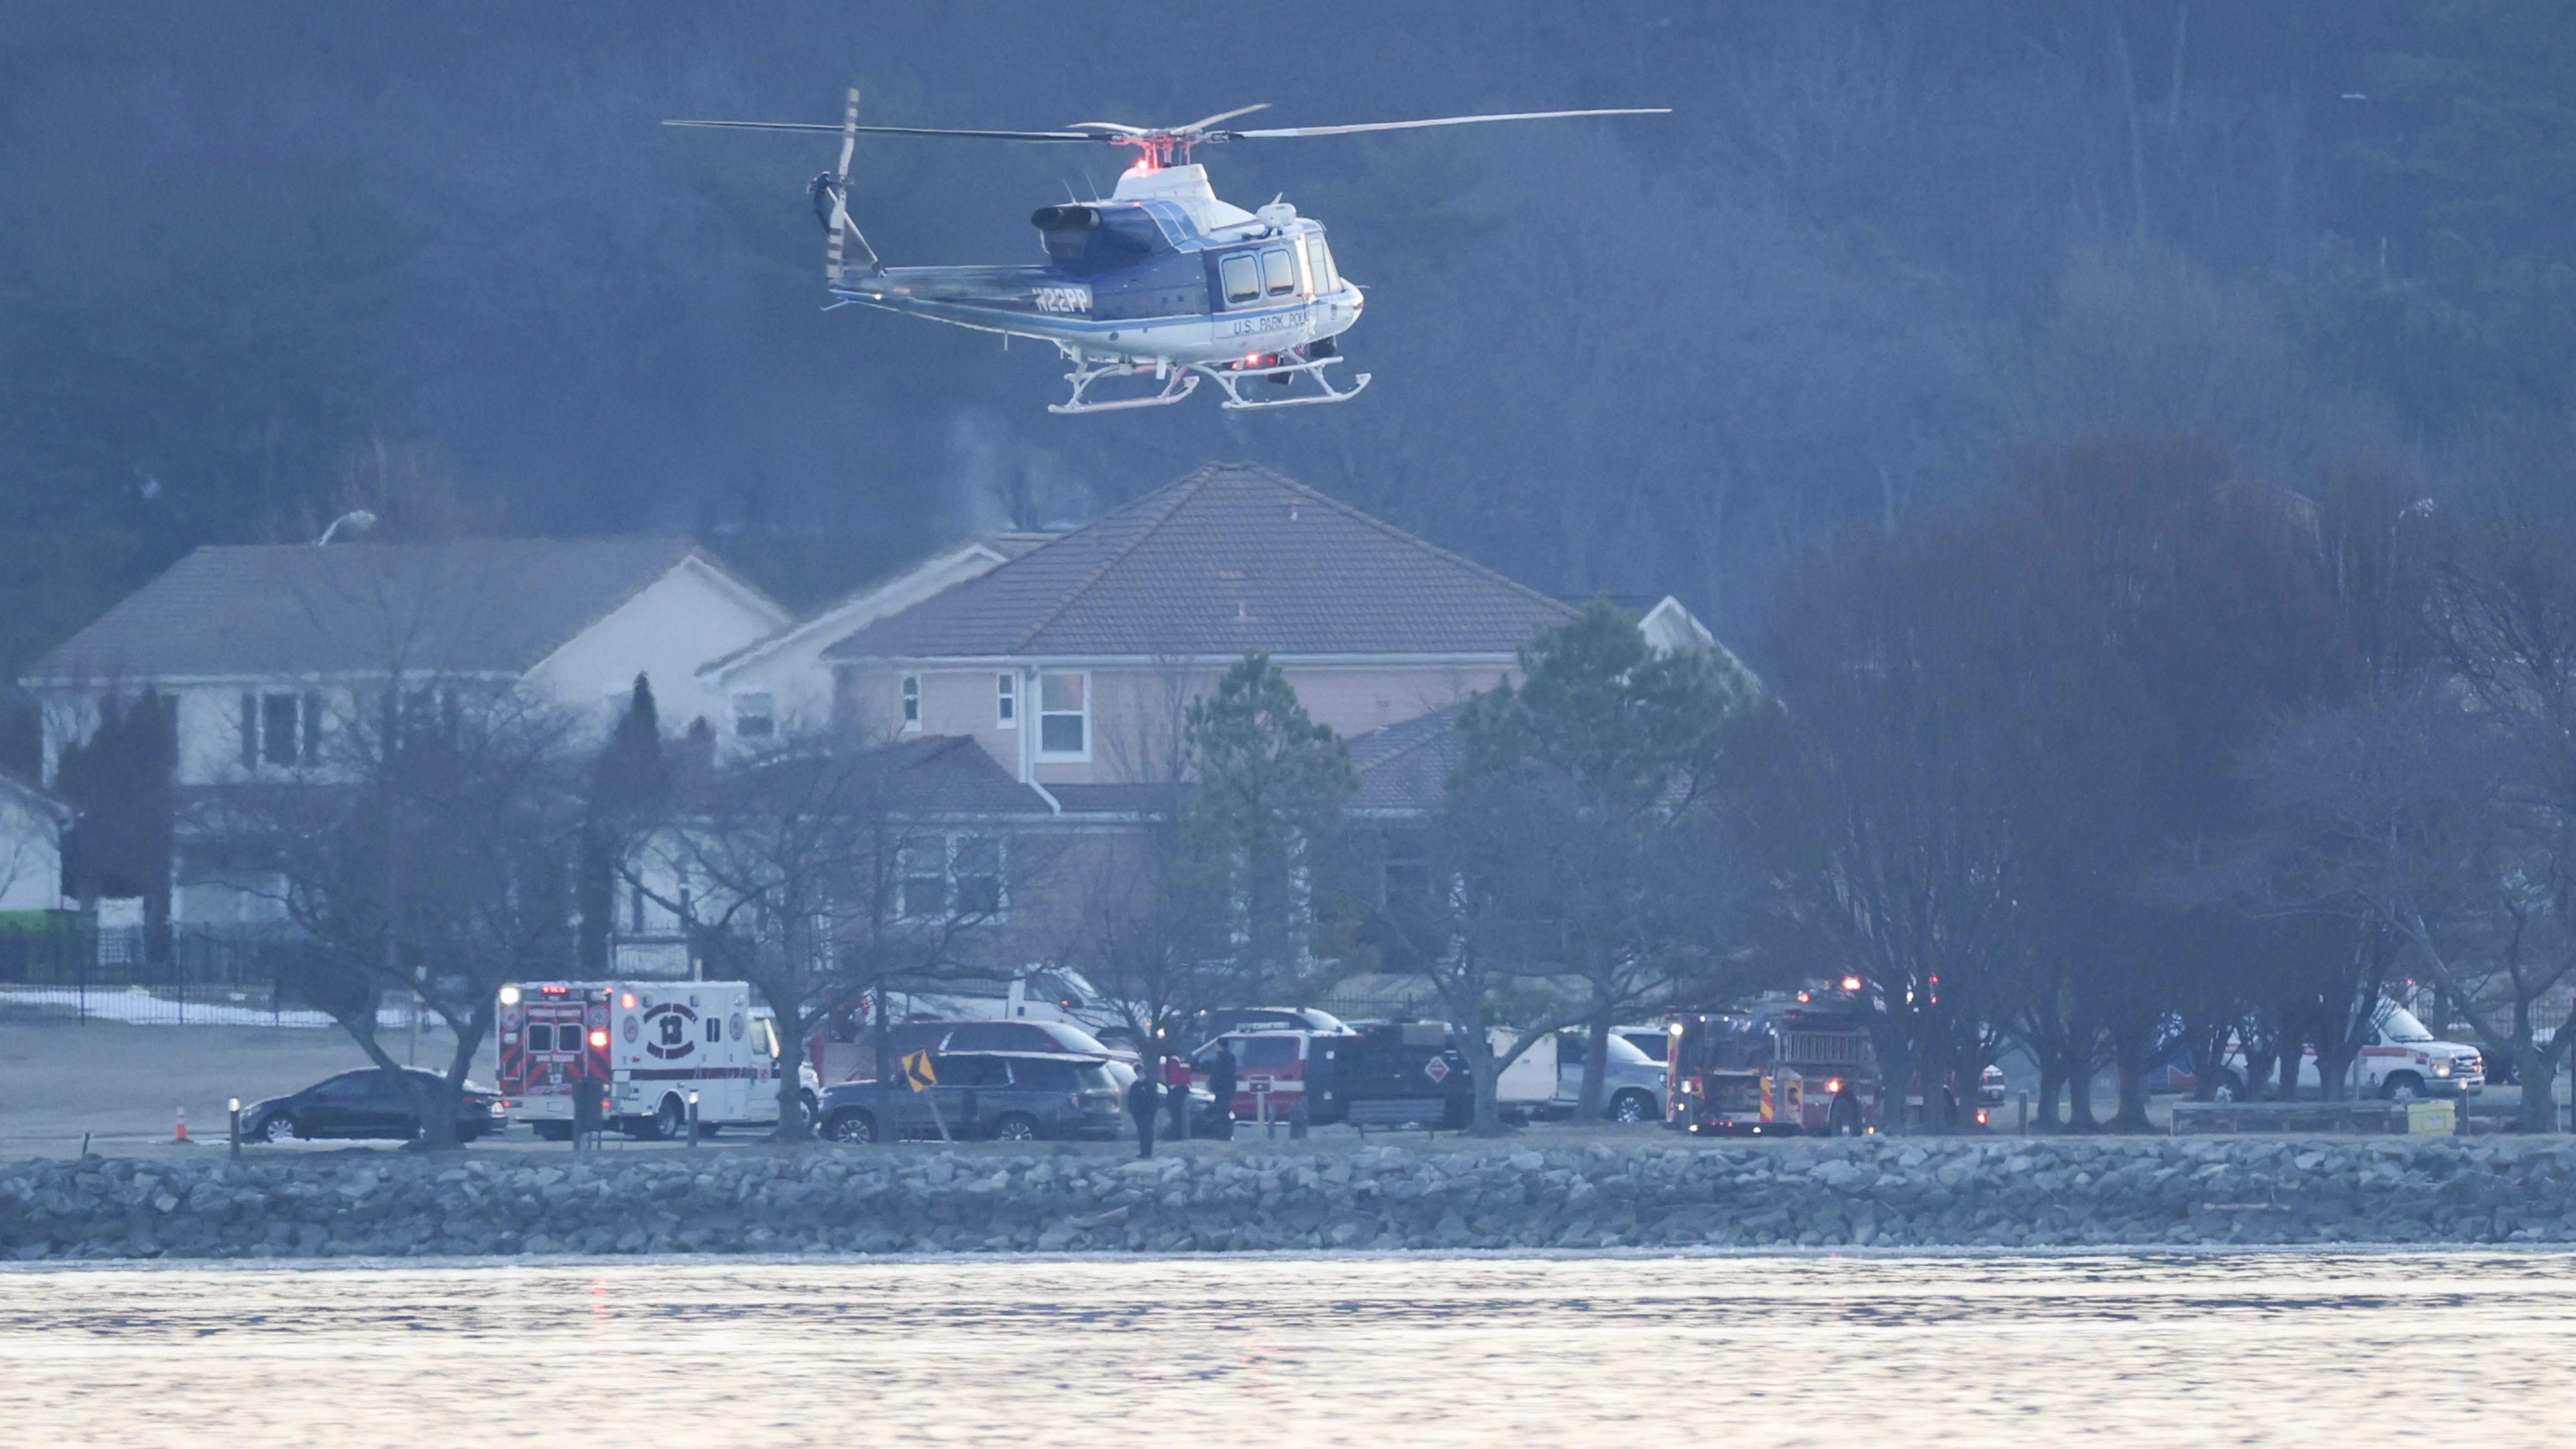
[578,674,666,974]
[1182,653,1357,1001]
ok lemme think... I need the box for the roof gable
[23,538,771,685]
[699,534,1052,684]
[824,464,1572,662]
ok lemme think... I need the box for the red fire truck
[498,980,810,1140]
[1665,996,1880,1136]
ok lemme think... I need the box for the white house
[0,771,67,914]
[21,537,792,789]
[21,537,791,929]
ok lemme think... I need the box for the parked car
[935,1019,1129,1060]
[834,1020,1133,1082]
[1616,1025,1672,1065]
[2152,1002,2480,1102]
[242,1068,504,1144]
[819,1051,1125,1143]
[1553,1030,1668,1123]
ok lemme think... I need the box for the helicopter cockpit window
[1306,235,1339,294]
[1221,253,1261,304]
[1262,248,1297,297]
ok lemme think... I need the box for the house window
[996,673,1016,728]
[1038,672,1087,759]
[901,675,921,731]
[732,691,775,740]
[954,836,1004,915]
[243,692,315,769]
[898,840,948,918]
[899,835,1007,920]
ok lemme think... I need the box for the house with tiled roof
[696,532,1054,754]
[821,463,1581,793]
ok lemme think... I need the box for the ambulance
[497,980,815,1140]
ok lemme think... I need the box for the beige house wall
[832,656,1515,786]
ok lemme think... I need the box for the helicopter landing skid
[1047,360,1201,415]
[1198,354,1372,410]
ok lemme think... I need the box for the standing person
[1164,1052,1191,1140]
[1206,1044,1238,1142]
[1125,1071,1160,1159]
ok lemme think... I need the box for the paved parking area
[5,1018,2562,1163]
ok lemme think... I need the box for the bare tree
[1358,771,1596,1138]
[633,733,1031,1141]
[227,678,583,1148]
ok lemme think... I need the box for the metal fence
[0,920,427,1029]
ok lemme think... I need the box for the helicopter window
[1221,253,1261,305]
[1262,248,1297,297]
[1306,235,1339,294]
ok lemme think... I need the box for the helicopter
[664,95,1667,414]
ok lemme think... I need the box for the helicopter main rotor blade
[1175,103,1272,133]
[664,119,1107,142]
[828,88,884,281]
[1225,107,1669,139]
[1068,121,1151,135]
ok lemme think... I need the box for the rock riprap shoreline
[7,1137,2575,1261]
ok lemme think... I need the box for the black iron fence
[0,919,425,1028]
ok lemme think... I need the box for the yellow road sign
[902,1049,937,1092]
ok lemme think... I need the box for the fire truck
[1665,996,1880,1136]
[498,980,810,1141]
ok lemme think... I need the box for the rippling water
[6,1251,2574,1444]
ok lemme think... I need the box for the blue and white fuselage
[827,163,1367,411]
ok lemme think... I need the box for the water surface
[5,1251,2570,1444]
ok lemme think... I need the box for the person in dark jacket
[1205,1047,1237,1141]
[1125,1072,1160,1158]
[1164,1054,1191,1139]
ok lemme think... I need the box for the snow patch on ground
[0,987,411,1029]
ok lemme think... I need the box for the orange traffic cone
[173,1106,189,1143]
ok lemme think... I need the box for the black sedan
[242,1068,505,1144]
